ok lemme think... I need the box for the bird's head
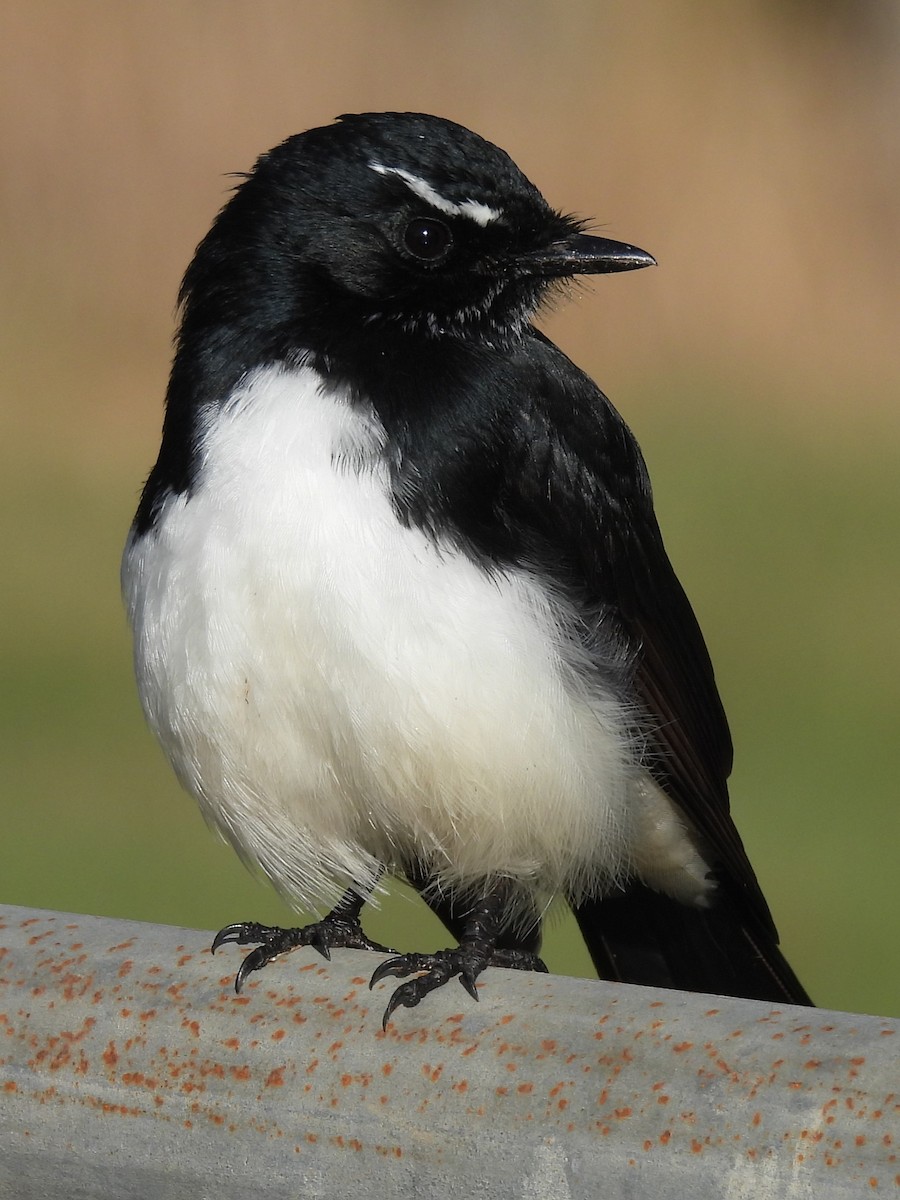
[177,112,655,366]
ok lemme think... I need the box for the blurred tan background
[1,0,898,1017]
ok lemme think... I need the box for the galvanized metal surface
[0,904,897,1198]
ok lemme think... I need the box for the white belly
[122,363,687,914]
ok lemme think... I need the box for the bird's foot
[211,904,395,993]
[370,943,547,1030]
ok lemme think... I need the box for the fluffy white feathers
[123,364,709,916]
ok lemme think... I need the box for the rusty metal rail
[0,904,897,1198]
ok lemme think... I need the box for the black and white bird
[123,111,810,1026]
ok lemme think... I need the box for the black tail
[573,882,812,1007]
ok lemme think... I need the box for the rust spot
[499,1014,514,1025]
[495,1086,508,1096]
[231,1066,251,1082]
[182,1019,200,1038]
[691,1139,703,1154]
[541,1039,557,1053]
[517,1082,533,1095]
[103,1041,118,1067]
[3,1081,18,1094]
[614,1107,632,1120]
[857,1136,867,1147]
[381,1062,393,1076]
[271,1029,286,1042]
[266,1067,285,1088]
[660,1130,671,1145]
[673,1042,693,1053]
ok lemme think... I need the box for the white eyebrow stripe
[369,161,502,227]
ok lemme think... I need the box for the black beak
[527,234,656,278]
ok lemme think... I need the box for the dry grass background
[1,1,898,1016]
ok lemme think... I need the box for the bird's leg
[369,889,548,1029]
[211,887,395,994]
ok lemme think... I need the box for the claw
[211,923,248,954]
[307,931,332,962]
[234,946,269,993]
[381,985,409,1031]
[369,955,414,988]
[458,970,480,1002]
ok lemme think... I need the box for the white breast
[122,363,696,916]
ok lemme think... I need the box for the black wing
[497,331,810,1004]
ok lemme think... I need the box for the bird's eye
[402,218,453,262]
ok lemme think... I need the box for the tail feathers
[574,883,812,1007]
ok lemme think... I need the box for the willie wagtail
[123,112,811,1026]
